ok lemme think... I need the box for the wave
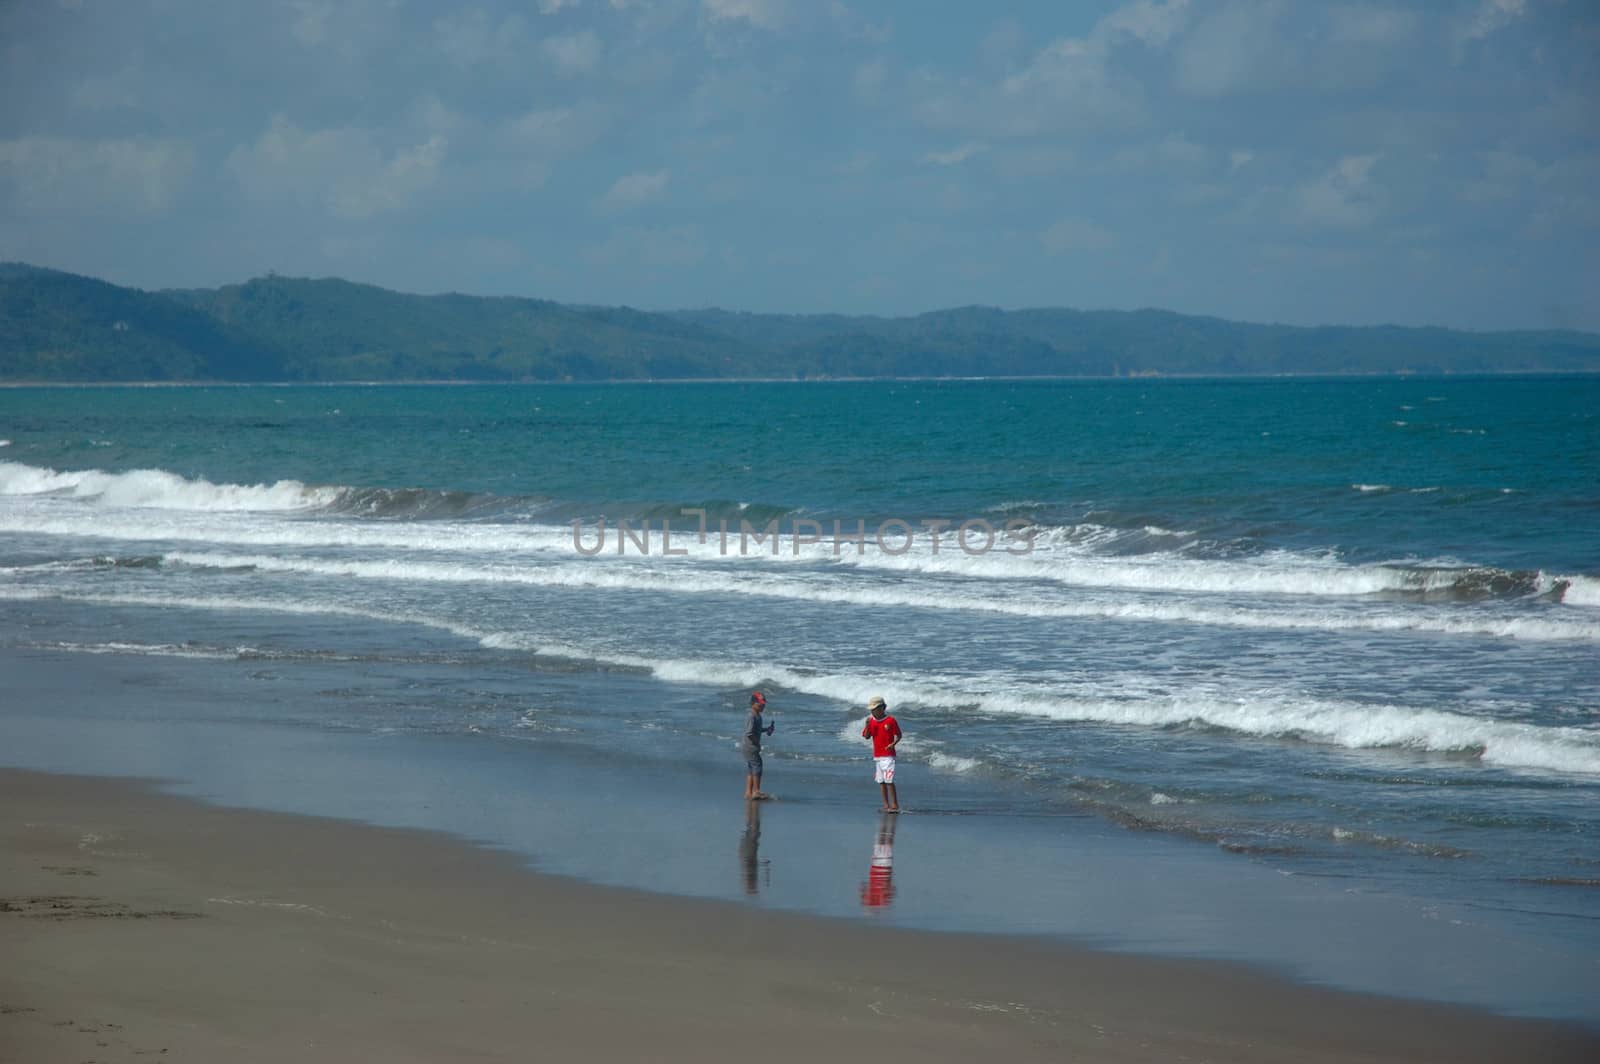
[0,460,796,526]
[21,639,245,661]
[4,460,1594,611]
[0,460,338,511]
[5,502,1582,612]
[324,486,535,520]
[152,550,1600,642]
[470,637,1600,777]
[7,584,1597,777]
[1563,576,1600,608]
[840,540,1566,602]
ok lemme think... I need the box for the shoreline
[3,615,1597,1027]
[3,766,1595,1063]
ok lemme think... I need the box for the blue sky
[1,0,1595,329]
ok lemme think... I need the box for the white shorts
[874,756,896,784]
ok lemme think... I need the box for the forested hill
[3,262,1597,382]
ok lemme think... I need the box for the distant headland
[3,262,1596,383]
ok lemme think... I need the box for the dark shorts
[746,754,763,777]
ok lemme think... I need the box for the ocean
[2,377,1597,1020]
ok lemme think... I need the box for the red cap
[750,691,766,705]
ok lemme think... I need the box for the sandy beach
[2,769,1593,1063]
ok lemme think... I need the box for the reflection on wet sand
[739,800,765,895]
[861,812,897,909]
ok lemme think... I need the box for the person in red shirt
[860,694,902,813]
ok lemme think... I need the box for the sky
[0,0,1596,331]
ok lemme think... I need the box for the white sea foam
[0,461,337,511]
[0,460,1555,607]
[602,653,1600,777]
[927,750,981,774]
[6,584,1595,777]
[7,504,1481,603]
[26,640,243,661]
[1352,484,1391,493]
[155,550,1600,642]
[465,636,1600,777]
[987,691,1600,777]
[1561,576,1600,608]
[836,543,1435,598]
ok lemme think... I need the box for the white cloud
[543,30,602,73]
[227,117,444,219]
[335,136,445,219]
[502,105,610,158]
[1176,1,1425,96]
[1174,2,1284,97]
[1040,217,1117,255]
[1229,149,1254,171]
[434,9,528,67]
[600,169,670,210]
[0,136,192,213]
[1296,153,1383,227]
[921,0,1190,137]
[1456,0,1527,46]
[412,94,465,137]
[537,0,640,14]
[702,0,785,31]
[290,1,334,46]
[923,143,986,167]
[1100,0,1191,48]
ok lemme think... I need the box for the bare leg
[878,782,892,810]
[746,773,760,800]
[885,782,899,812]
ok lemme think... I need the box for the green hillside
[3,262,1597,382]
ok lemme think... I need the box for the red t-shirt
[862,714,901,757]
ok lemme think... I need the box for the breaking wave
[5,584,1597,778]
[150,550,1600,642]
[0,460,338,511]
[4,461,1595,621]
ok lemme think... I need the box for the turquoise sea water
[2,377,1597,1018]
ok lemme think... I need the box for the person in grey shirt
[743,691,775,800]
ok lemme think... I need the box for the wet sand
[2,768,1594,1063]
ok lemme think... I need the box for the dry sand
[2,768,1594,1063]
